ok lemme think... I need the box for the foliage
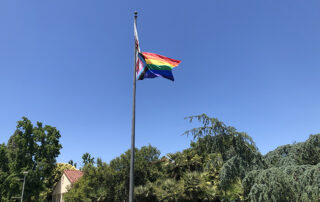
[68,160,77,168]
[264,134,320,167]
[39,163,76,200]
[184,114,265,188]
[126,114,253,201]
[0,144,9,201]
[243,168,296,201]
[65,114,260,202]
[82,152,95,166]
[2,114,320,201]
[0,117,62,201]
[243,134,320,201]
[64,145,162,202]
[64,161,116,201]
[135,181,157,202]
[152,178,185,201]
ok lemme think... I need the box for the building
[52,170,83,202]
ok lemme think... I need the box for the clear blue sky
[1,0,320,166]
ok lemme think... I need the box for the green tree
[184,114,265,189]
[264,134,320,167]
[0,144,9,201]
[243,168,296,201]
[68,160,77,168]
[182,171,211,201]
[135,114,252,201]
[82,152,95,166]
[243,134,320,201]
[39,163,77,200]
[1,117,62,201]
[65,161,116,201]
[109,145,162,201]
[65,145,162,202]
[153,178,185,202]
[135,181,157,202]
[64,114,320,202]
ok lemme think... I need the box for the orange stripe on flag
[142,52,181,67]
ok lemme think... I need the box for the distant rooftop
[63,170,83,184]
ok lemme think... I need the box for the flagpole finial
[134,11,138,17]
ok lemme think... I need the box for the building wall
[52,174,72,202]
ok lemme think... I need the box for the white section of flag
[134,19,143,79]
[134,20,140,52]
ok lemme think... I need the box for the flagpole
[129,11,138,202]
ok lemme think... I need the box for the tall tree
[243,134,320,201]
[1,117,62,201]
[183,114,265,188]
[0,144,9,201]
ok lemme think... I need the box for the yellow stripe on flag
[144,59,176,67]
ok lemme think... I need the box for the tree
[1,117,62,201]
[65,145,162,202]
[68,160,77,168]
[65,161,116,201]
[39,163,77,200]
[0,144,9,201]
[153,178,185,202]
[184,114,264,191]
[182,172,211,201]
[243,134,320,201]
[264,134,320,167]
[63,114,320,202]
[243,168,296,201]
[82,152,95,166]
[135,181,157,202]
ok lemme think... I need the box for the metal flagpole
[129,11,138,202]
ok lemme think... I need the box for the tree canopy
[64,114,320,202]
[1,115,319,201]
[64,145,162,201]
[0,117,62,201]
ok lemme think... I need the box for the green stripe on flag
[147,64,174,71]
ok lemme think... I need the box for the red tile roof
[63,170,84,184]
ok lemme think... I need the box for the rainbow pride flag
[136,52,181,81]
